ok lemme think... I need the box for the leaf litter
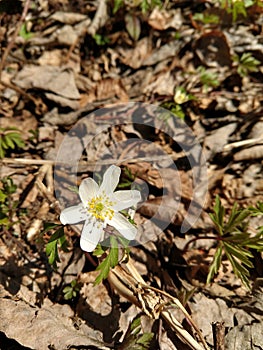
[0,0,263,349]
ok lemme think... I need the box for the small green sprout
[116,316,154,349]
[113,0,124,13]
[42,223,69,269]
[218,0,263,21]
[93,235,130,285]
[19,23,33,40]
[0,127,25,159]
[93,34,110,46]
[63,279,81,300]
[234,52,260,77]
[0,177,18,228]
[192,12,220,25]
[197,66,220,92]
[140,0,162,13]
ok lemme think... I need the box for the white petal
[80,220,103,252]
[60,204,88,225]
[107,212,137,240]
[99,165,121,194]
[111,190,141,211]
[79,178,99,204]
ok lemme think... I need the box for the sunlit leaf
[94,236,119,285]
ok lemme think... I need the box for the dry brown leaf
[0,297,109,349]
[119,37,152,69]
[13,65,80,99]
[96,78,129,102]
[50,11,88,25]
[148,8,183,31]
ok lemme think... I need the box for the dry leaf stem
[108,259,209,350]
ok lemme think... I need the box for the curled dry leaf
[148,8,183,31]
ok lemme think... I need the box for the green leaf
[210,195,225,235]
[130,317,141,333]
[225,250,250,288]
[224,207,250,234]
[0,128,24,157]
[0,216,9,226]
[93,243,106,257]
[137,332,154,346]
[1,137,10,150]
[224,242,254,267]
[45,227,67,269]
[41,222,61,234]
[0,143,4,158]
[118,316,154,349]
[248,202,263,216]
[63,279,80,300]
[207,244,223,284]
[0,190,7,203]
[113,0,123,14]
[46,239,60,268]
[94,236,119,285]
[19,23,33,40]
[4,135,15,149]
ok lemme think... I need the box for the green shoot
[192,12,220,25]
[0,177,18,229]
[43,224,69,269]
[19,23,33,40]
[0,127,25,159]
[140,0,162,13]
[63,279,81,300]
[116,316,154,349]
[218,0,254,21]
[207,196,263,288]
[113,0,124,14]
[117,167,135,189]
[93,34,110,46]
[197,66,220,92]
[93,235,131,284]
[93,236,119,285]
[234,52,260,77]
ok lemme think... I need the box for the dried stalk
[108,259,209,350]
[2,154,174,169]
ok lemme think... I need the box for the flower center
[87,194,114,221]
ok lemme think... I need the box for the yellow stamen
[87,194,114,221]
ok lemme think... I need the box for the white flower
[60,165,141,252]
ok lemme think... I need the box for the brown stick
[212,322,225,350]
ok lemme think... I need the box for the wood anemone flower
[60,165,141,252]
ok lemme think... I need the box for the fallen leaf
[0,297,109,349]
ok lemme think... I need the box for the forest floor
[0,1,263,349]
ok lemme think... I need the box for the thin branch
[1,154,175,168]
